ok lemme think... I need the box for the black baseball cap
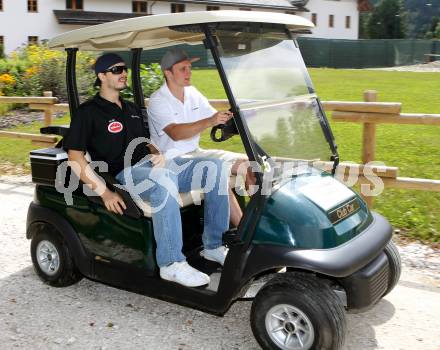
[94,53,126,87]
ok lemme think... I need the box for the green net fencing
[297,38,440,68]
[135,39,440,69]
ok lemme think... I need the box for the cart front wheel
[30,223,82,287]
[383,240,401,296]
[251,273,346,350]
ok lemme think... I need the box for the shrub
[0,44,97,100]
[121,63,164,100]
[18,44,97,101]
[0,44,163,101]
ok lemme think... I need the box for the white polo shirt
[147,83,216,159]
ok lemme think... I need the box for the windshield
[214,25,335,170]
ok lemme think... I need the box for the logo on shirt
[108,121,123,134]
[131,115,140,119]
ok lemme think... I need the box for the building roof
[48,10,314,51]
[357,0,373,12]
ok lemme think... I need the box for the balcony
[53,10,146,25]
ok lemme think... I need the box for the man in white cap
[148,49,255,227]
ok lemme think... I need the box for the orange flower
[26,66,38,75]
[24,66,39,78]
[0,73,16,85]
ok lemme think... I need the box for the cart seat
[88,149,243,218]
[84,152,244,218]
[132,190,205,217]
[128,175,241,218]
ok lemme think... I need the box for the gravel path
[371,61,440,72]
[0,176,439,350]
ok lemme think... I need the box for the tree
[359,12,370,39]
[435,22,440,39]
[425,17,440,39]
[405,0,440,38]
[366,0,407,39]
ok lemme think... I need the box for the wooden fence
[0,91,60,147]
[328,90,440,206]
[0,90,439,207]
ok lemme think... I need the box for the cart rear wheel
[30,224,82,287]
[383,240,401,296]
[251,273,346,350]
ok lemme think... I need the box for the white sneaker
[200,246,229,266]
[160,261,210,287]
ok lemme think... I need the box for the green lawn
[0,115,70,173]
[1,68,439,242]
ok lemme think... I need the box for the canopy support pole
[66,48,80,120]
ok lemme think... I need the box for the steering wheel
[210,118,238,142]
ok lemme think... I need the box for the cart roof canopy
[48,10,313,51]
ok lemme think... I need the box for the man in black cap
[64,53,231,287]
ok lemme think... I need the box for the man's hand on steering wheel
[209,111,233,127]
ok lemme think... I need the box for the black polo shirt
[64,93,151,176]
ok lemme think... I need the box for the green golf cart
[26,11,401,350]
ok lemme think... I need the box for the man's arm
[164,111,232,141]
[68,150,127,215]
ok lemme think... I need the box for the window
[329,15,334,28]
[0,0,3,12]
[132,1,148,13]
[311,13,317,26]
[28,36,39,45]
[171,3,185,13]
[207,6,220,11]
[0,36,4,56]
[0,36,3,45]
[345,16,351,29]
[28,0,38,12]
[66,0,83,10]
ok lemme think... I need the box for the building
[0,0,364,55]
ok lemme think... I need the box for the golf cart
[26,11,401,350]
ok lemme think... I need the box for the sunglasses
[104,65,128,74]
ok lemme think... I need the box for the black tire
[30,224,82,287]
[251,272,346,350]
[383,240,401,296]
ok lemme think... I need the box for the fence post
[361,90,378,208]
[43,91,54,127]
[362,90,377,163]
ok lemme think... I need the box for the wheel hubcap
[265,304,314,350]
[36,240,60,276]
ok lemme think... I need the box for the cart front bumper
[340,250,389,311]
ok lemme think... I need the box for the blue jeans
[115,157,230,267]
